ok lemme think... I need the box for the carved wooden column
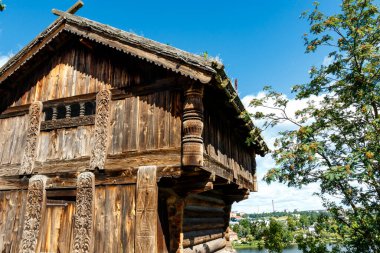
[20,101,43,175]
[90,90,111,170]
[19,175,47,253]
[182,83,204,167]
[135,166,158,253]
[72,172,95,253]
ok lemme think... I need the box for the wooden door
[37,199,75,253]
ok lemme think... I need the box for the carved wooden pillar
[167,196,184,253]
[90,89,111,170]
[72,172,95,253]
[19,175,47,253]
[182,83,204,167]
[135,166,158,253]
[20,101,43,175]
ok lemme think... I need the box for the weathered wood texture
[90,90,111,170]
[135,166,158,253]
[37,199,75,253]
[94,185,136,253]
[203,94,257,189]
[37,125,95,163]
[20,102,43,175]
[0,115,28,165]
[72,172,95,253]
[0,190,27,253]
[19,175,47,253]
[182,193,228,252]
[10,43,175,108]
[182,83,204,167]
[108,90,182,155]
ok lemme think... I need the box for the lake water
[235,245,301,253]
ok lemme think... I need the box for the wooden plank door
[37,199,75,253]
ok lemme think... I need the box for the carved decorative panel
[20,101,43,175]
[90,90,111,170]
[40,115,95,131]
[135,166,158,253]
[72,172,95,253]
[19,175,47,253]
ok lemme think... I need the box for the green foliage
[0,1,5,11]
[264,218,292,253]
[249,1,380,252]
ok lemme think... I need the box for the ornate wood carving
[20,101,43,175]
[72,172,95,253]
[182,83,204,166]
[19,175,47,253]
[90,89,111,170]
[40,115,95,131]
[135,166,158,253]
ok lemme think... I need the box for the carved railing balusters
[52,106,58,120]
[182,83,204,167]
[65,104,71,118]
[79,102,85,117]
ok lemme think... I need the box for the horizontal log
[183,238,226,253]
[184,205,225,218]
[0,165,181,191]
[186,194,225,208]
[183,218,225,232]
[183,229,225,248]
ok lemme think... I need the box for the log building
[0,9,268,253]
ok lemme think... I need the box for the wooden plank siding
[0,115,28,165]
[9,43,175,108]
[108,90,182,155]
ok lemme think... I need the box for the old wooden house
[0,8,268,253]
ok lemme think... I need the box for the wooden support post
[135,166,158,253]
[72,172,95,253]
[20,101,43,175]
[19,175,47,253]
[90,89,111,170]
[182,83,204,167]
[167,196,184,253]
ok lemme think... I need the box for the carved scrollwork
[40,115,95,131]
[19,175,47,253]
[20,101,43,175]
[90,90,111,170]
[72,172,95,253]
[182,84,204,166]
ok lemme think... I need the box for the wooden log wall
[182,193,228,252]
[108,90,182,154]
[0,115,28,165]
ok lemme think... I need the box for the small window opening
[44,108,53,121]
[85,101,96,116]
[57,105,66,119]
[71,103,80,118]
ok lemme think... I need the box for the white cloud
[232,92,325,213]
[0,54,12,67]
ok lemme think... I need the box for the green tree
[247,0,380,252]
[0,1,5,11]
[287,215,297,232]
[264,218,291,253]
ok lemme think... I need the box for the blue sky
[0,1,343,212]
